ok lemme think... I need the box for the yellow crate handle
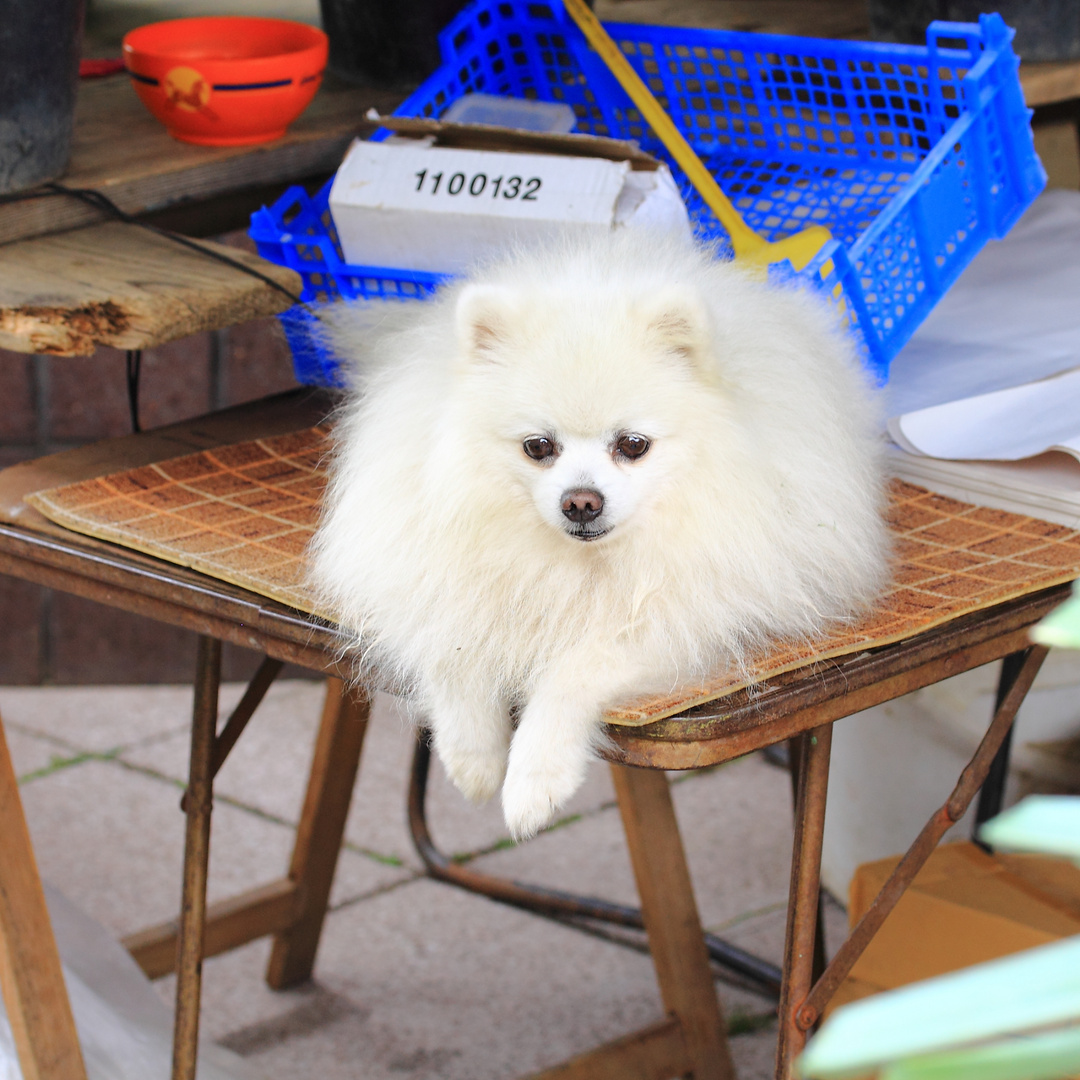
[563,0,832,272]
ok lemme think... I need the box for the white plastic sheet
[0,884,258,1080]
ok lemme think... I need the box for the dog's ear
[640,287,710,364]
[455,284,519,364]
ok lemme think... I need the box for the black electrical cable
[0,182,312,312]
[126,349,142,433]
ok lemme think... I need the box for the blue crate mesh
[251,186,447,385]
[251,0,1044,386]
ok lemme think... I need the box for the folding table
[1,391,1076,1080]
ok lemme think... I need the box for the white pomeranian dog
[311,230,889,840]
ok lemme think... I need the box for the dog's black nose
[561,488,604,523]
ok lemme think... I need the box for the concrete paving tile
[17,758,401,938]
[0,683,247,754]
[730,1026,780,1080]
[120,679,329,824]
[2,723,70,779]
[470,754,794,933]
[122,683,622,869]
[710,879,849,976]
[715,906,788,968]
[193,878,669,1080]
[343,692,619,869]
[326,847,416,910]
[124,682,600,867]
[673,756,795,930]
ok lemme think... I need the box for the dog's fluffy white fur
[312,231,890,840]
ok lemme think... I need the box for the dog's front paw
[501,753,584,841]
[437,743,507,804]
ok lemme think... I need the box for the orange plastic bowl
[122,17,328,146]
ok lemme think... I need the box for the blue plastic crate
[251,1,1045,386]
[250,187,448,386]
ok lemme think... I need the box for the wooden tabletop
[0,75,402,248]
[3,5,1076,251]
[6,3,1073,248]
[594,0,1080,107]
[1,5,1075,356]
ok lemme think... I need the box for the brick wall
[0,232,314,684]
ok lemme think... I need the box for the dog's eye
[523,436,557,461]
[615,433,651,460]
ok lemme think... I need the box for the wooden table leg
[266,677,370,989]
[612,764,735,1080]
[775,724,833,1080]
[172,635,221,1080]
[0,713,88,1080]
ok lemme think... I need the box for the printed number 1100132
[414,169,542,201]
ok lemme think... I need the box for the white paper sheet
[890,364,1080,463]
[885,189,1080,418]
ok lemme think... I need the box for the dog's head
[453,273,717,544]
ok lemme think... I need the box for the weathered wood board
[3,11,1074,248]
[594,0,1080,107]
[0,76,399,247]
[0,221,302,355]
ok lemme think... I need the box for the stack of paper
[885,190,1080,528]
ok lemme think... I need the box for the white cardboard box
[328,136,691,274]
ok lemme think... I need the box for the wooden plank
[0,221,302,355]
[599,1,1080,108]
[0,714,87,1080]
[2,11,1065,249]
[1021,60,1080,108]
[611,765,734,1080]
[266,678,370,989]
[0,76,403,247]
[122,877,300,981]
[524,1017,687,1080]
[593,0,871,39]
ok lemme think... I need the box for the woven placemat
[27,426,330,615]
[25,426,1080,726]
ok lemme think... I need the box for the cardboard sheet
[830,842,1080,1016]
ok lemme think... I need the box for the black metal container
[318,0,469,87]
[868,0,1080,61]
[0,0,85,194]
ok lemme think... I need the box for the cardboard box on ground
[328,106,693,274]
[828,841,1080,1016]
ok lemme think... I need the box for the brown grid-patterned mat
[27,426,330,615]
[25,427,1080,727]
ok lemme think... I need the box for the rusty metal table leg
[171,635,221,1080]
[776,643,1049,1080]
[776,724,833,1080]
[973,650,1030,842]
[786,735,828,986]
